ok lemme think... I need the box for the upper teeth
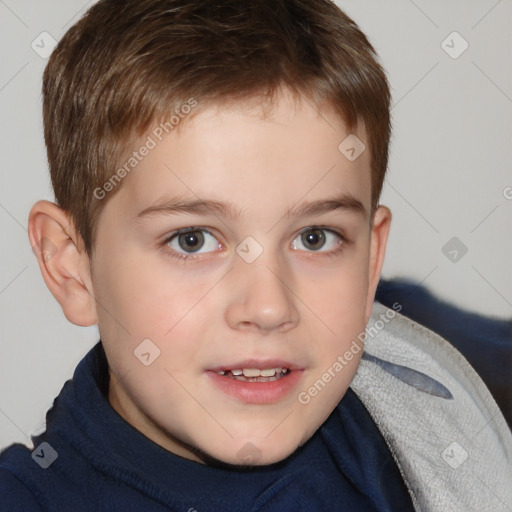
[218,368,286,377]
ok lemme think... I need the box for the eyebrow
[136,198,242,220]
[288,194,367,219]
[136,193,367,220]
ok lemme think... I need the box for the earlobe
[28,200,98,327]
[364,205,392,323]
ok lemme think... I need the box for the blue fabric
[0,341,415,511]
[376,278,512,428]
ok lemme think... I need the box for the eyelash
[293,226,347,260]
[160,227,217,263]
[160,226,348,263]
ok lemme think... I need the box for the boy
[1,0,511,510]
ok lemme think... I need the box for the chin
[187,432,303,470]
[196,441,302,468]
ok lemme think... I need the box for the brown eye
[300,228,326,251]
[167,229,220,255]
[177,231,205,252]
[291,227,343,253]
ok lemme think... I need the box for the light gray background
[1,0,511,450]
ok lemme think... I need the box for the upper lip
[208,359,303,372]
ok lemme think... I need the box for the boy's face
[87,90,390,466]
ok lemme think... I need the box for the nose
[224,257,300,333]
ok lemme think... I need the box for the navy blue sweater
[0,341,415,511]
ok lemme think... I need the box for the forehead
[105,91,372,223]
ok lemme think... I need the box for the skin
[28,88,391,466]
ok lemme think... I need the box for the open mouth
[217,368,290,383]
[208,362,303,403]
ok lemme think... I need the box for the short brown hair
[43,0,391,256]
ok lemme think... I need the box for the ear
[364,205,392,323]
[28,200,97,326]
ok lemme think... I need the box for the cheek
[297,259,369,325]
[292,257,370,379]
[93,250,199,336]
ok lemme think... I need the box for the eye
[166,229,221,254]
[291,227,343,252]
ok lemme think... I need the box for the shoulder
[375,277,512,426]
[356,301,510,434]
[350,302,512,511]
[0,444,44,511]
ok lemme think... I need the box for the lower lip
[206,370,303,404]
